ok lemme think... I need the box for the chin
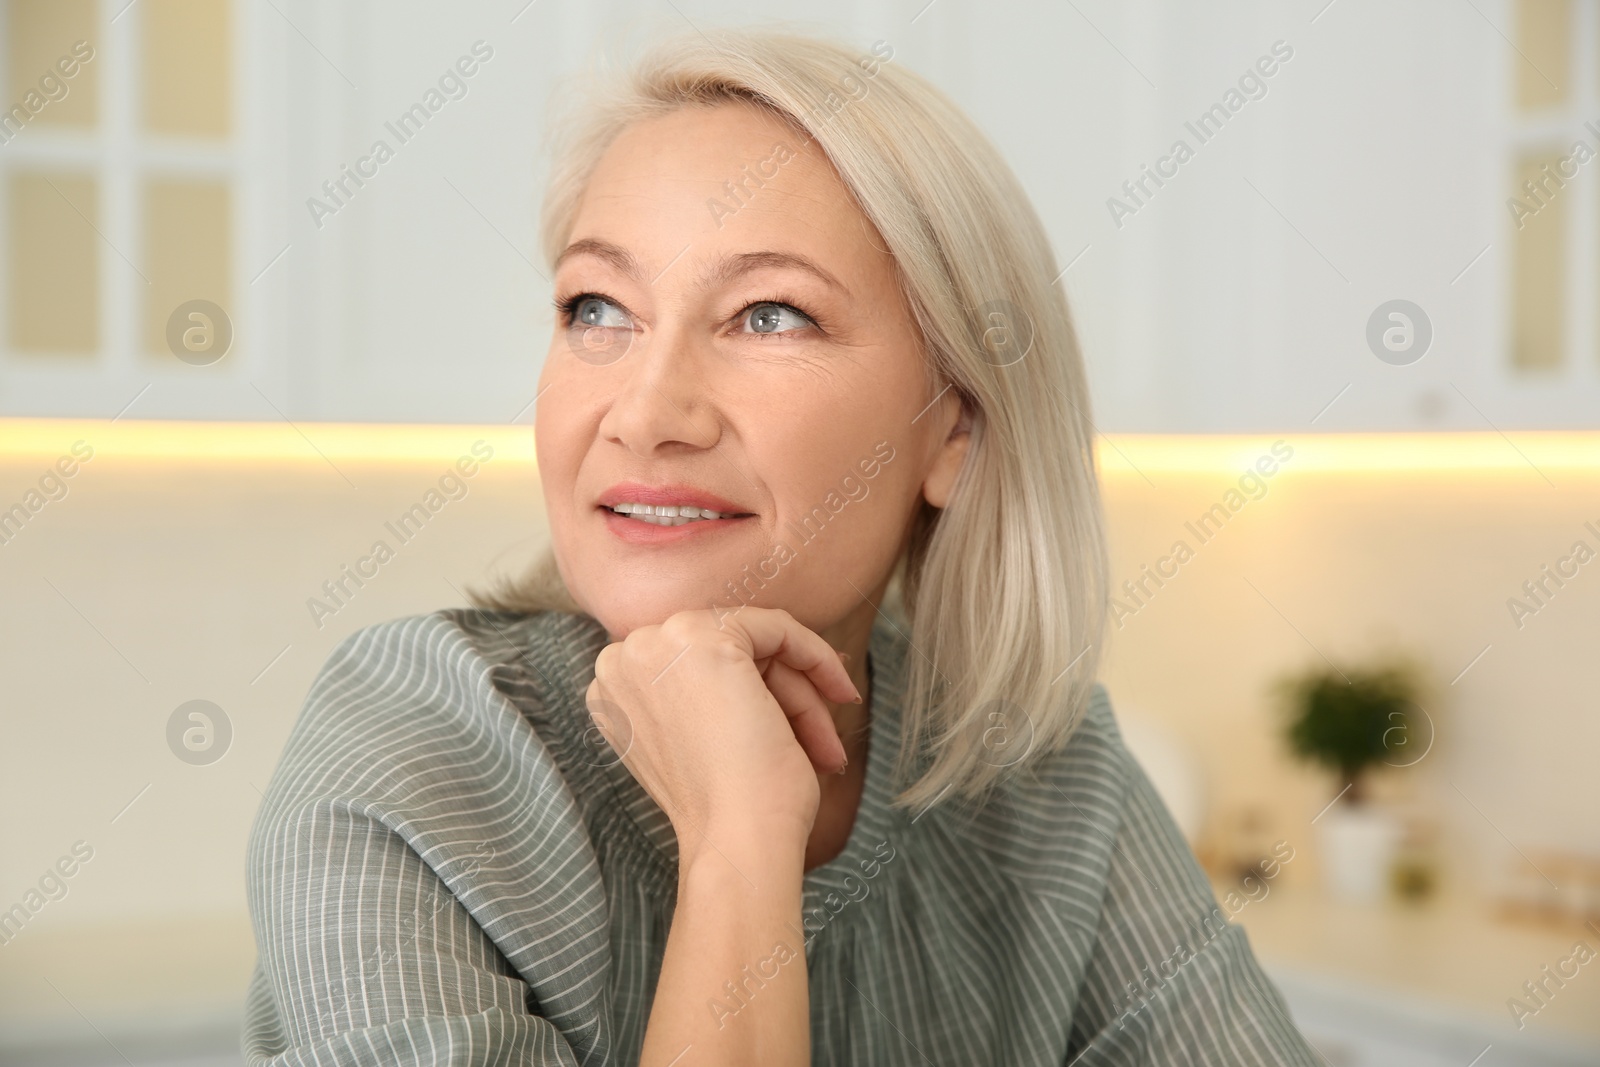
[579,590,716,641]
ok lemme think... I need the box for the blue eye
[567,295,629,329]
[743,302,812,335]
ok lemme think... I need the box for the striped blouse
[242,606,1322,1065]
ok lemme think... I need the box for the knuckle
[659,611,702,640]
[703,638,747,666]
[588,697,626,735]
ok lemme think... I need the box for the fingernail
[838,651,851,664]
[838,755,849,775]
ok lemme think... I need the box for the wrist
[677,817,808,893]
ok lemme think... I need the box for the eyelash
[552,291,822,336]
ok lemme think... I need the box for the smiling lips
[597,482,756,540]
[609,502,735,526]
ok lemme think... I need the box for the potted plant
[1275,659,1426,902]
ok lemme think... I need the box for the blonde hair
[474,25,1109,811]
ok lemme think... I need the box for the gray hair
[473,26,1110,811]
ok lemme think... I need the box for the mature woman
[243,27,1321,1067]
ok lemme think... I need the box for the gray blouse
[242,606,1322,1065]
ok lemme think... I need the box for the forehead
[566,100,892,282]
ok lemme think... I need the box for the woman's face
[536,100,969,642]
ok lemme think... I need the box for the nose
[595,322,722,458]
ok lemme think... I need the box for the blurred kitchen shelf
[0,913,251,1066]
[1226,881,1600,1064]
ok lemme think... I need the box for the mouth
[596,483,758,542]
[601,501,757,527]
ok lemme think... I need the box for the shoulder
[245,610,621,1020]
[306,606,598,699]
[256,607,609,828]
[294,607,605,739]
[1027,680,1135,810]
[923,682,1145,917]
[992,680,1137,827]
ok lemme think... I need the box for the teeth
[610,501,733,525]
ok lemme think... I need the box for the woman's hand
[584,606,861,858]
[599,608,856,1066]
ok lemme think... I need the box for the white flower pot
[1316,803,1402,902]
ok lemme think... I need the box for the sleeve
[1062,749,1324,1066]
[242,795,584,1067]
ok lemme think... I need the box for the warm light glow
[1096,432,1600,476]
[0,420,1597,473]
[0,419,535,464]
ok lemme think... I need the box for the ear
[921,393,973,510]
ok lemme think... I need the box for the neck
[803,595,884,871]
[817,607,875,737]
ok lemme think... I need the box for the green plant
[1275,660,1423,804]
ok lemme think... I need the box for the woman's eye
[741,302,812,335]
[570,296,629,329]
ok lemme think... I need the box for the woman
[243,27,1321,1067]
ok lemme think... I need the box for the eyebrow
[554,238,847,294]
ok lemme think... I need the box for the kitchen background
[1,1,1597,1064]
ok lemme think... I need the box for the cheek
[534,391,589,510]
[739,369,917,513]
[760,439,912,556]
